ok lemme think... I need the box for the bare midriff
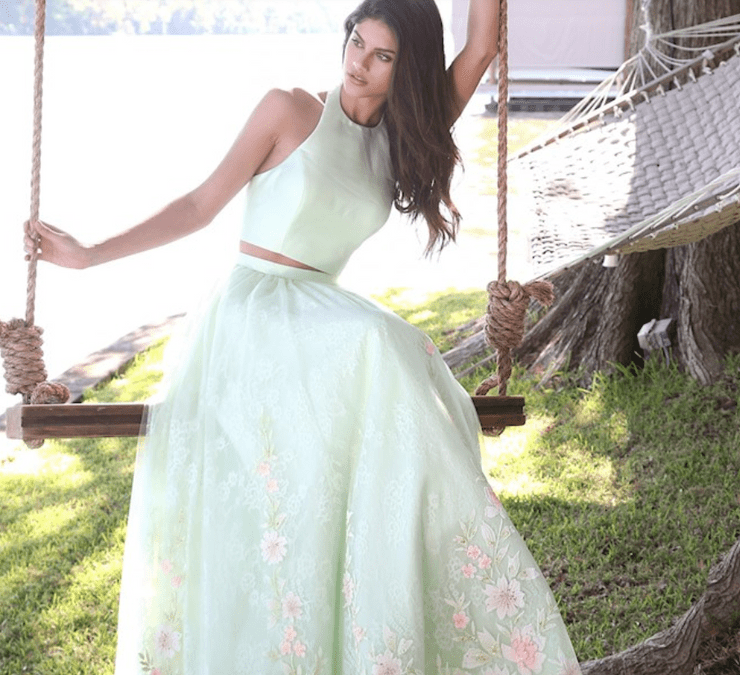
[239,241,323,272]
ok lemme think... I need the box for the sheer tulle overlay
[114,255,581,675]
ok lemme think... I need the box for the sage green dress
[114,86,581,675]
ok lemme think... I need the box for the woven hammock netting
[510,14,740,280]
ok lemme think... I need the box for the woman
[27,1,581,673]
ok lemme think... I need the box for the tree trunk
[445,0,740,384]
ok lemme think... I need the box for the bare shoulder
[255,87,324,138]
[289,87,326,124]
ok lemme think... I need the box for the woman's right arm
[26,89,298,269]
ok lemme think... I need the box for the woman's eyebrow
[354,28,397,55]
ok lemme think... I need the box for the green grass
[0,342,165,675]
[1,296,739,671]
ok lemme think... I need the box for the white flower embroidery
[282,591,303,619]
[483,667,512,675]
[557,652,582,675]
[154,624,182,659]
[485,486,505,518]
[260,530,287,564]
[484,577,525,619]
[343,572,356,604]
[373,649,403,675]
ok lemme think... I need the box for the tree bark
[445,0,740,385]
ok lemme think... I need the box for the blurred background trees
[1,0,354,35]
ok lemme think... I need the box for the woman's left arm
[448,0,500,122]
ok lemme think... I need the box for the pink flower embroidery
[353,623,366,645]
[502,627,546,675]
[154,624,181,659]
[282,592,303,619]
[425,341,436,355]
[373,650,402,675]
[266,478,279,494]
[152,669,162,675]
[160,560,173,575]
[467,545,482,560]
[293,641,307,657]
[484,577,525,619]
[284,625,297,642]
[257,461,271,476]
[260,530,287,564]
[453,612,470,629]
[171,575,183,589]
[280,639,292,655]
[461,564,476,579]
[478,554,492,569]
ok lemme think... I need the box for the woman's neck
[339,86,386,128]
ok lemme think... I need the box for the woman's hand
[24,220,91,269]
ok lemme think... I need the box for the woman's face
[343,18,398,102]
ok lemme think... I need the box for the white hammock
[510,14,740,279]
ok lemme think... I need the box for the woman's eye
[352,37,361,47]
[377,53,391,62]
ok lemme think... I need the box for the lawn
[2,292,739,672]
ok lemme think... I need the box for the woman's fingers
[23,220,42,258]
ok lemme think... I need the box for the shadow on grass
[0,435,137,671]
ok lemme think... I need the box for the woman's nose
[355,55,371,71]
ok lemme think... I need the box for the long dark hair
[344,0,461,255]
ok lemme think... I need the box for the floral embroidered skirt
[114,255,581,675]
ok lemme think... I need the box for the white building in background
[452,0,632,104]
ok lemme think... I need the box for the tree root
[580,539,740,675]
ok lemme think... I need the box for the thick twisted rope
[0,0,69,449]
[26,0,46,329]
[475,0,555,410]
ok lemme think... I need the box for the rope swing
[0,0,70,447]
[3,0,541,443]
[472,0,554,435]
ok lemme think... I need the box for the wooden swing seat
[5,396,524,441]
[3,0,528,446]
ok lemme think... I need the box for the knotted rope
[475,0,555,431]
[0,0,70,448]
